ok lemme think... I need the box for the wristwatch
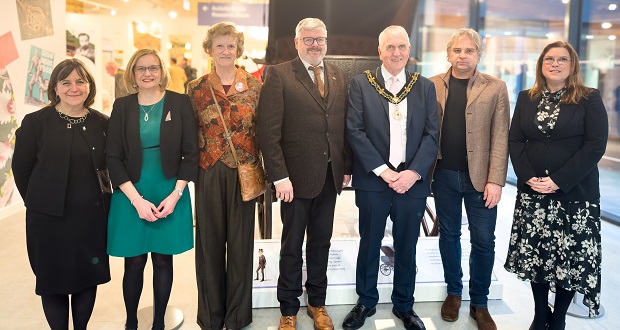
[174,188,183,197]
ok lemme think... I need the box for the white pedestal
[136,306,184,330]
[252,237,503,308]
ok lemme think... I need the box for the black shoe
[260,279,265,282]
[392,307,426,330]
[342,303,376,330]
[255,278,259,280]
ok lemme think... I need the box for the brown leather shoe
[279,315,297,330]
[469,306,497,330]
[441,294,462,321]
[307,304,334,330]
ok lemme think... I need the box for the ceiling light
[561,0,568,3]
[183,0,190,11]
[602,22,612,29]
[609,35,617,40]
[169,11,177,19]
[585,35,594,39]
[136,22,148,34]
[609,4,617,10]
[110,9,116,16]
[185,43,191,50]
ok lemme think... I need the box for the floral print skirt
[504,191,601,317]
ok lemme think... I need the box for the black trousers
[195,163,256,330]
[354,188,425,312]
[277,165,338,315]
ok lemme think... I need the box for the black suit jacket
[256,57,352,198]
[509,89,608,201]
[106,91,199,188]
[347,69,439,198]
[12,106,111,216]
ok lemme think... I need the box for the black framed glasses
[134,65,162,74]
[302,37,327,46]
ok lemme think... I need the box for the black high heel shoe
[529,306,552,330]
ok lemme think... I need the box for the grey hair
[295,18,327,38]
[378,25,410,49]
[446,28,483,57]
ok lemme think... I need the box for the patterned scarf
[536,87,566,135]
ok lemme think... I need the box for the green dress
[107,95,193,257]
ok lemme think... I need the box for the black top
[509,89,608,201]
[12,106,110,216]
[437,76,468,170]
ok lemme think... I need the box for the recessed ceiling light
[609,35,617,40]
[609,4,617,10]
[111,9,116,16]
[169,11,178,19]
[602,22,612,29]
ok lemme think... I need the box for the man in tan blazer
[256,17,351,330]
[429,28,509,330]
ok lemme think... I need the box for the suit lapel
[128,94,141,148]
[293,57,326,110]
[374,69,390,118]
[466,73,488,109]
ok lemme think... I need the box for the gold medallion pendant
[393,104,402,120]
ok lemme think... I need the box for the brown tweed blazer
[256,57,352,198]
[429,68,510,192]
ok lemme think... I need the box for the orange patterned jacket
[187,68,262,172]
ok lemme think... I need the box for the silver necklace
[56,106,88,129]
[140,103,156,121]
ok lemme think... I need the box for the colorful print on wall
[0,32,19,69]
[0,68,18,207]
[16,0,54,41]
[24,45,54,107]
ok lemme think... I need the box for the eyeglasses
[134,65,161,74]
[543,56,571,65]
[301,37,327,46]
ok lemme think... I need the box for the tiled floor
[1,184,618,329]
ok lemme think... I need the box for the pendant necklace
[393,104,402,120]
[140,103,156,121]
[56,105,88,129]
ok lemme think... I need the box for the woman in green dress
[106,49,198,330]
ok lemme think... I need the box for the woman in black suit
[12,58,111,330]
[504,41,608,330]
[106,49,198,330]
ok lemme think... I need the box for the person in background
[344,25,438,330]
[504,41,607,330]
[256,17,352,330]
[105,61,129,99]
[106,48,198,330]
[12,58,111,330]
[429,28,509,330]
[180,56,197,88]
[168,57,187,94]
[187,22,262,330]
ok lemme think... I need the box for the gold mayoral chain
[364,69,419,120]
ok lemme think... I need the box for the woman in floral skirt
[504,41,608,330]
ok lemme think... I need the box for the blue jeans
[431,168,497,307]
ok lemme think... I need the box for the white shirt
[372,66,408,176]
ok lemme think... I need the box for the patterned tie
[309,66,325,97]
[388,76,403,168]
